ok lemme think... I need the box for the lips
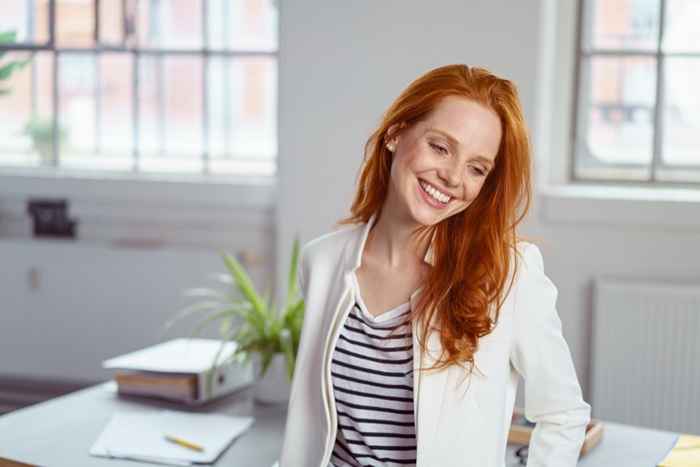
[417,178,451,209]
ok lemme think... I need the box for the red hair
[337,64,532,376]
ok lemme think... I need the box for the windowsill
[0,166,277,208]
[0,167,277,249]
[539,183,700,229]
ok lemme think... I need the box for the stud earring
[385,141,396,152]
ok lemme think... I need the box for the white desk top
[0,382,680,466]
[0,382,285,467]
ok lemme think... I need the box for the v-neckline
[350,270,411,323]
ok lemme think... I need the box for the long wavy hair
[337,64,532,377]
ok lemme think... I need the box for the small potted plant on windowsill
[166,238,305,404]
[23,116,68,165]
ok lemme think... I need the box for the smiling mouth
[418,178,453,206]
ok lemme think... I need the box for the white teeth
[420,180,451,204]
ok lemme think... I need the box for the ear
[385,122,406,144]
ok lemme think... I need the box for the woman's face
[386,95,502,227]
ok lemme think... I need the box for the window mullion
[52,50,60,168]
[202,0,210,175]
[93,0,100,44]
[152,0,166,160]
[48,0,55,47]
[223,0,232,160]
[27,0,35,42]
[649,0,667,182]
[94,52,101,156]
[131,2,140,173]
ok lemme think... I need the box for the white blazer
[279,213,591,467]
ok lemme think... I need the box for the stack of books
[103,338,254,405]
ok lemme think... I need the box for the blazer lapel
[412,306,449,464]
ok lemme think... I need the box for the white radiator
[592,279,700,435]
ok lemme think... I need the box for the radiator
[592,279,700,435]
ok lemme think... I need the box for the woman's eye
[429,143,448,155]
[470,166,486,177]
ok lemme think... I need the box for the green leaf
[279,328,295,380]
[258,350,274,378]
[0,31,18,45]
[221,252,267,334]
[0,62,23,80]
[0,57,29,81]
[219,317,232,335]
[286,237,301,307]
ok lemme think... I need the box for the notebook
[90,410,254,465]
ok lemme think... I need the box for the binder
[103,338,254,405]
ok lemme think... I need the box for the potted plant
[23,116,68,164]
[0,30,31,97]
[167,237,305,404]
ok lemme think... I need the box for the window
[573,0,700,184]
[0,0,278,178]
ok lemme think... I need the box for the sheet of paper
[90,410,254,465]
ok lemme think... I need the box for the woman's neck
[365,212,432,271]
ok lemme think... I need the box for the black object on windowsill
[27,198,78,239]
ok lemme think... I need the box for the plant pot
[252,353,292,404]
[34,142,55,165]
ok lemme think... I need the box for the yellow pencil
[164,434,205,452]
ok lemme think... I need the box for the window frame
[571,0,700,187]
[0,0,278,177]
[0,0,277,246]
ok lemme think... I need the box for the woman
[279,64,590,467]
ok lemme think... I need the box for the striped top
[329,271,417,467]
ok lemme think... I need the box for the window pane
[0,51,34,164]
[662,58,700,167]
[93,53,134,171]
[587,0,660,50]
[56,0,95,48]
[208,0,278,51]
[663,0,700,53]
[139,55,203,173]
[208,56,277,168]
[576,56,656,180]
[58,53,96,168]
[137,0,203,49]
[99,0,124,45]
[0,52,54,167]
[0,0,50,44]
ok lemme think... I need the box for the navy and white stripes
[329,272,416,467]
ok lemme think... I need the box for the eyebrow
[426,127,495,168]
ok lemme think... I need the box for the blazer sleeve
[509,243,591,467]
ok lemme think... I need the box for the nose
[437,163,461,189]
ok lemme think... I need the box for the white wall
[0,206,274,383]
[275,0,700,413]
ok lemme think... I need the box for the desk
[0,382,679,467]
[0,382,285,467]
